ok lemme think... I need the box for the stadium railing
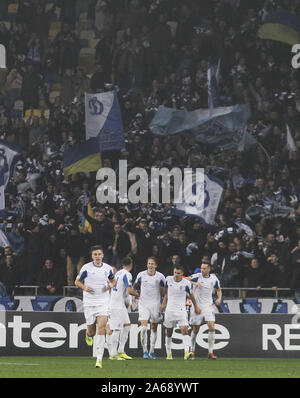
[11,285,292,299]
[221,287,292,299]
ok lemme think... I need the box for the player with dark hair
[75,245,116,369]
[161,265,201,360]
[186,262,222,359]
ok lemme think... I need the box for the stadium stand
[0,0,298,301]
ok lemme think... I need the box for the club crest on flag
[88,97,104,115]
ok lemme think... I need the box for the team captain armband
[108,271,115,280]
[77,270,87,281]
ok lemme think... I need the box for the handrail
[12,285,292,299]
[221,287,291,299]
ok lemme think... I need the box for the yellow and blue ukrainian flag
[79,196,94,234]
[258,9,300,45]
[62,137,101,178]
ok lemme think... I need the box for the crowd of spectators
[0,0,299,297]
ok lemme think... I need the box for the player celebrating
[108,257,139,360]
[75,245,116,369]
[187,262,222,360]
[133,257,166,359]
[161,265,201,360]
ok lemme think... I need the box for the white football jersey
[135,270,166,306]
[165,276,191,312]
[190,273,220,305]
[77,261,114,307]
[109,269,133,310]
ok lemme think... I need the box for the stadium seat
[7,3,19,14]
[24,109,42,119]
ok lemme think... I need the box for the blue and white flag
[149,104,251,150]
[173,170,224,226]
[208,58,221,110]
[0,140,20,211]
[85,90,125,151]
[192,104,251,150]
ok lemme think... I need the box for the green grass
[0,357,300,378]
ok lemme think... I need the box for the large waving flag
[0,140,20,212]
[258,9,300,45]
[149,104,250,135]
[192,104,251,150]
[63,138,102,178]
[173,170,224,227]
[85,90,125,151]
[149,104,251,151]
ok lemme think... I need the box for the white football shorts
[138,302,162,323]
[163,309,189,329]
[109,308,130,330]
[84,305,109,326]
[189,303,215,324]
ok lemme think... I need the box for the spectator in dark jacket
[134,219,154,277]
[109,222,132,268]
[83,200,114,260]
[65,226,87,286]
[37,258,65,295]
[245,258,266,297]
[24,224,44,284]
[0,255,20,296]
